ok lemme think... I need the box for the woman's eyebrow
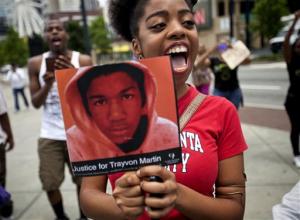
[178,9,193,16]
[145,10,168,22]
[145,9,193,22]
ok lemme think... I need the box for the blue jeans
[213,87,243,109]
[12,87,29,111]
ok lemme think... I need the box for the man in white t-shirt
[27,18,92,220]
[0,87,14,219]
[6,63,29,112]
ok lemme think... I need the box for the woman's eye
[183,20,195,28]
[150,23,166,31]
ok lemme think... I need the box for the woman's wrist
[174,182,185,210]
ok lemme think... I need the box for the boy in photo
[65,62,179,161]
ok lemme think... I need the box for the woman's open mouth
[166,45,188,74]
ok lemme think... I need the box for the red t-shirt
[109,86,248,220]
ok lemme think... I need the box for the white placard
[221,40,250,69]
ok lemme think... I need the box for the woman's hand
[112,172,144,219]
[137,165,178,219]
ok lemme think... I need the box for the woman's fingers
[113,172,145,218]
[113,184,142,198]
[137,165,178,218]
[138,165,175,181]
[115,195,145,217]
[113,172,142,197]
[146,205,174,219]
[145,192,176,208]
[138,166,176,194]
[116,172,141,187]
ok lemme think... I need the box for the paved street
[1,61,299,220]
[240,107,290,132]
[239,61,288,109]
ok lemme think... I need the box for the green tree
[0,43,5,67]
[65,21,85,53]
[251,0,289,39]
[89,16,112,53]
[0,27,29,67]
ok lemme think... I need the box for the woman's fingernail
[116,199,122,205]
[145,206,150,212]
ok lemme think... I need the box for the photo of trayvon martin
[64,61,180,174]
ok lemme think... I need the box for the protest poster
[221,40,251,69]
[56,56,181,176]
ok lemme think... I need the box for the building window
[218,1,225,17]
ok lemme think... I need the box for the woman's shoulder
[204,95,234,109]
[198,95,237,119]
[179,87,236,116]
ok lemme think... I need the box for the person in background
[0,86,14,220]
[79,0,248,219]
[6,63,29,113]
[27,18,93,220]
[272,180,300,219]
[192,43,214,95]
[283,10,300,168]
[209,39,251,110]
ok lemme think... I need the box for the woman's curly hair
[108,0,198,42]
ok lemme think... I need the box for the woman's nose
[167,21,186,40]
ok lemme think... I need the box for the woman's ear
[132,38,143,59]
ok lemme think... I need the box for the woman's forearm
[80,189,127,220]
[175,183,244,220]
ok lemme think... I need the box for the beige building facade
[196,0,257,49]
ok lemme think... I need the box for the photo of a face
[86,72,145,145]
[56,58,181,175]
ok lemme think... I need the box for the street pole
[245,0,251,49]
[229,0,234,40]
[80,0,91,55]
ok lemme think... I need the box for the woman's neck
[175,83,189,100]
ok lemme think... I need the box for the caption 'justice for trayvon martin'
[72,148,181,176]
